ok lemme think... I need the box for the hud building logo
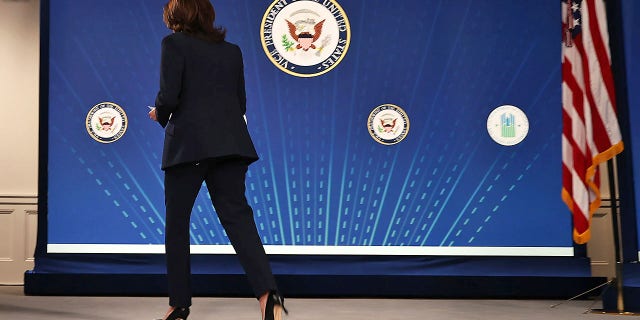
[486,105,529,146]
[86,102,128,143]
[261,0,350,77]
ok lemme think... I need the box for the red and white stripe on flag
[561,0,623,244]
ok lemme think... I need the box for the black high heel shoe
[264,291,288,320]
[156,307,190,320]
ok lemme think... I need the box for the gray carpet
[0,285,633,319]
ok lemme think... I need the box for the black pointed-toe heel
[156,307,190,320]
[265,291,288,320]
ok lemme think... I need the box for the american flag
[561,0,624,244]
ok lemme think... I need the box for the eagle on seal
[285,19,325,51]
[99,116,116,131]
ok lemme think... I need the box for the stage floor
[0,285,630,320]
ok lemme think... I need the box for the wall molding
[0,194,38,284]
[0,195,38,206]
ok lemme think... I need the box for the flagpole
[607,159,625,313]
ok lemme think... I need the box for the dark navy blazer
[155,32,258,170]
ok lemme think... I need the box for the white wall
[0,0,40,284]
[0,0,39,194]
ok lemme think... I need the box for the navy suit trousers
[163,158,277,307]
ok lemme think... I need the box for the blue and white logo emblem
[486,105,529,146]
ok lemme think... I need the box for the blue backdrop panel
[46,0,572,251]
[622,1,640,258]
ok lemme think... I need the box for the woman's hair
[163,0,226,42]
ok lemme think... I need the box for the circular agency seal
[368,104,410,145]
[86,102,128,143]
[261,0,351,77]
[486,105,529,146]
